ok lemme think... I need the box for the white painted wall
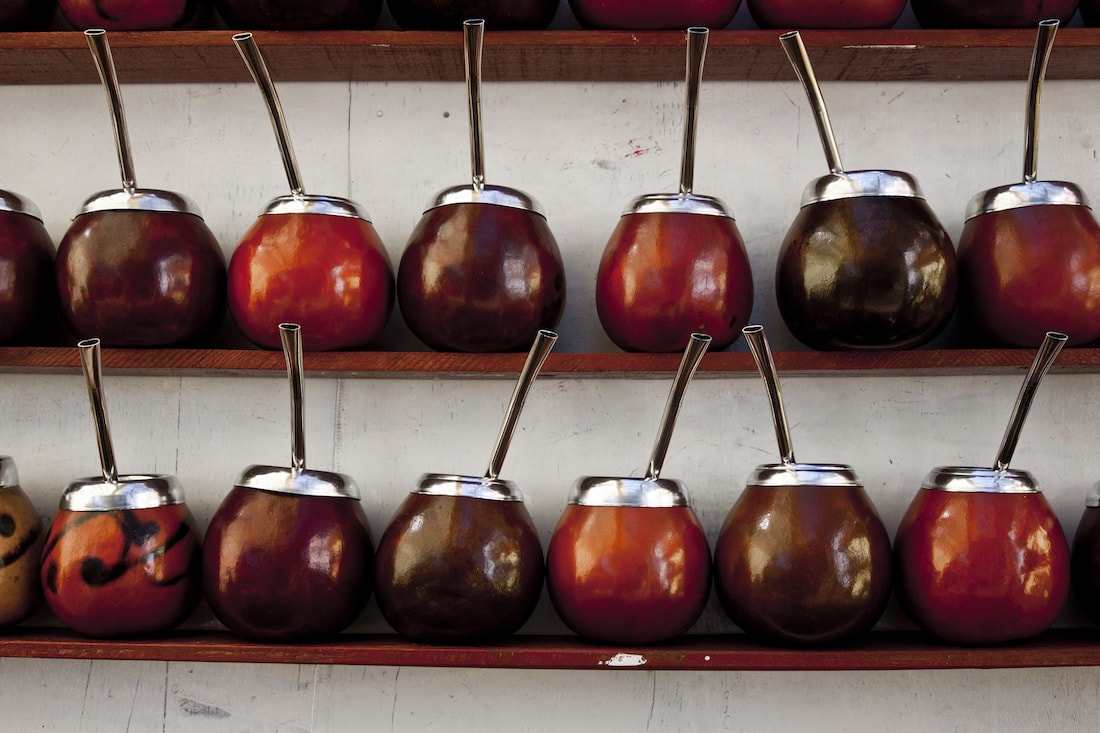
[3,8,1100,729]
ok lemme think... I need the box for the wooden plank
[1,629,1098,670]
[0,29,1098,85]
[0,346,1098,378]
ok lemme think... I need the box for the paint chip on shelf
[599,653,648,667]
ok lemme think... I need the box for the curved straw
[1022,19,1060,184]
[780,30,845,176]
[279,324,307,473]
[646,334,712,480]
[485,330,558,480]
[84,29,137,195]
[679,27,709,196]
[743,325,795,465]
[993,331,1067,471]
[464,19,487,189]
[234,32,305,196]
[77,338,119,483]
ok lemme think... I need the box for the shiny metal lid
[77,188,204,217]
[800,170,925,206]
[423,183,547,218]
[567,476,691,508]
[60,473,186,511]
[235,464,361,500]
[259,193,371,220]
[964,180,1089,220]
[0,190,43,221]
[621,192,733,218]
[747,463,861,488]
[411,473,524,502]
[0,456,18,489]
[922,466,1040,494]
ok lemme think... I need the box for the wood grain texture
[0,346,1098,378]
[1,628,1099,670]
[1,29,1100,85]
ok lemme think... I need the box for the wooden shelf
[2,28,1100,85]
[1,628,1098,670]
[0,346,1099,379]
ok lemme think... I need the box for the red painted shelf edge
[0,347,1099,378]
[1,28,1100,83]
[2,630,1098,671]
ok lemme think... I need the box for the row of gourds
[2,21,1097,358]
[1,320,1099,649]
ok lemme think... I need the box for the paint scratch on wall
[178,698,231,719]
[626,137,660,158]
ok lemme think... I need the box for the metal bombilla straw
[85,29,138,196]
[1023,20,1060,185]
[646,333,712,481]
[279,323,309,474]
[465,19,487,191]
[234,32,306,197]
[780,30,844,176]
[678,27,709,199]
[743,325,795,466]
[78,338,119,484]
[484,329,558,481]
[993,331,1067,472]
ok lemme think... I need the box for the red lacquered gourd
[375,331,556,642]
[714,326,892,646]
[548,502,711,644]
[546,335,712,644]
[203,324,375,641]
[227,34,394,352]
[894,332,1071,644]
[956,21,1100,347]
[895,476,1069,644]
[396,21,564,353]
[596,29,752,354]
[40,339,202,637]
[42,501,202,637]
[0,194,55,344]
[56,31,226,348]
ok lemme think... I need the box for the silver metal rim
[424,183,547,217]
[800,170,925,206]
[0,190,43,220]
[921,466,1040,494]
[235,464,361,500]
[567,476,691,508]
[964,180,1090,220]
[747,463,861,488]
[0,456,18,489]
[77,188,204,217]
[621,192,734,218]
[60,473,186,511]
[411,473,523,502]
[260,193,371,221]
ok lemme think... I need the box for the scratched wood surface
[3,2,1100,729]
[5,28,1100,85]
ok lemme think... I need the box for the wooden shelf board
[0,346,1098,379]
[1,29,1100,85]
[2,629,1098,670]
